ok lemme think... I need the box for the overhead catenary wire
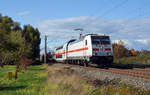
[82,0,129,34]
[87,0,129,18]
[125,0,150,19]
[97,0,129,18]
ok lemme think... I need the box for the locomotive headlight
[92,53,95,55]
[93,53,97,56]
[107,52,112,56]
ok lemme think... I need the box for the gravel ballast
[52,64,150,90]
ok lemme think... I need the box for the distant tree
[140,49,150,55]
[0,13,40,68]
[12,22,22,31]
[0,14,2,22]
[9,31,32,61]
[0,30,32,67]
[9,31,32,79]
[0,29,9,67]
[130,49,140,56]
[0,15,21,32]
[112,40,131,58]
[23,25,41,59]
[0,16,13,32]
[17,57,33,71]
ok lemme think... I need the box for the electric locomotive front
[90,35,113,66]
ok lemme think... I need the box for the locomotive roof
[85,34,109,37]
[56,46,63,50]
[55,34,109,50]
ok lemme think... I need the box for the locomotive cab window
[92,36,110,45]
[92,41,100,44]
[100,39,110,45]
[56,55,62,58]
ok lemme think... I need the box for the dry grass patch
[40,64,92,95]
[41,64,150,95]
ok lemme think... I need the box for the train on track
[52,34,113,67]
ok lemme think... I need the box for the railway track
[58,63,150,80]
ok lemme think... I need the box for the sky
[0,0,150,53]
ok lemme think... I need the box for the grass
[87,83,150,95]
[0,64,149,95]
[114,53,150,65]
[39,64,93,95]
[40,64,150,95]
[0,65,48,95]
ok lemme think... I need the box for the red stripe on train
[55,47,88,55]
[93,48,99,51]
[105,48,111,51]
[55,52,65,55]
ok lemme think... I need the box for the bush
[114,53,150,65]
[16,57,33,71]
[112,40,131,58]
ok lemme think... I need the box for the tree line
[112,40,150,58]
[0,13,41,67]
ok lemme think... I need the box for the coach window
[56,55,62,58]
[85,40,87,46]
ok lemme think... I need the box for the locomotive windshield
[92,36,110,45]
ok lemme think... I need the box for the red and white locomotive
[52,34,113,66]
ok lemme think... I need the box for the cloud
[37,16,150,50]
[16,11,31,16]
[113,40,131,46]
[135,39,149,45]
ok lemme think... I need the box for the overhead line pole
[44,35,47,64]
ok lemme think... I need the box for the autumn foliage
[16,57,33,71]
[112,40,131,58]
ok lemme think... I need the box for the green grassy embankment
[0,65,48,95]
[114,53,150,65]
